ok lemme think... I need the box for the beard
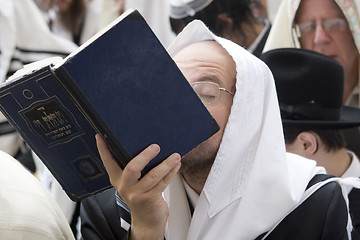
[179,134,221,183]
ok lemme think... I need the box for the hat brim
[282,106,360,129]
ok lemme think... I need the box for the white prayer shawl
[266,0,283,23]
[164,20,327,240]
[48,0,103,46]
[33,152,78,224]
[263,0,360,107]
[0,0,77,156]
[0,0,77,83]
[0,150,74,240]
[124,0,176,48]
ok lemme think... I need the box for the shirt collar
[342,151,360,178]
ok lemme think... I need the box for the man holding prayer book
[81,20,360,239]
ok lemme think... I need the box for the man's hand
[96,134,181,240]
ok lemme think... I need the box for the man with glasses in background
[264,0,360,161]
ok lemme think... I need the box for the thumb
[95,134,123,183]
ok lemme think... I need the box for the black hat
[260,48,360,129]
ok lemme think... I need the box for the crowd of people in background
[1,0,360,239]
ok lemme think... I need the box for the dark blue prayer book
[0,9,219,201]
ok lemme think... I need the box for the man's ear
[297,132,318,155]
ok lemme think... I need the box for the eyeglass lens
[192,82,221,105]
[297,18,346,35]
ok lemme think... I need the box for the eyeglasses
[295,18,347,37]
[191,81,234,105]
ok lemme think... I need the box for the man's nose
[313,24,331,45]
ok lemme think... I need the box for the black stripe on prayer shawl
[10,57,33,65]
[6,71,16,78]
[254,174,335,239]
[6,47,71,78]
[0,121,16,135]
[349,187,360,239]
[15,46,70,57]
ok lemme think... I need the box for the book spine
[52,66,132,169]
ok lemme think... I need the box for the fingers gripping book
[0,10,219,201]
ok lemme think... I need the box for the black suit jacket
[81,188,128,240]
[256,177,349,239]
[349,188,360,239]
[81,175,351,240]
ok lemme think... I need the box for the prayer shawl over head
[164,20,326,240]
[263,0,360,107]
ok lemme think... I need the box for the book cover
[0,10,219,200]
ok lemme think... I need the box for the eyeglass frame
[191,81,234,105]
[293,17,347,38]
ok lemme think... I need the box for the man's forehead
[172,39,236,90]
[296,0,342,15]
[173,40,225,57]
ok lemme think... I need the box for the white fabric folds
[164,20,326,240]
[0,150,74,239]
